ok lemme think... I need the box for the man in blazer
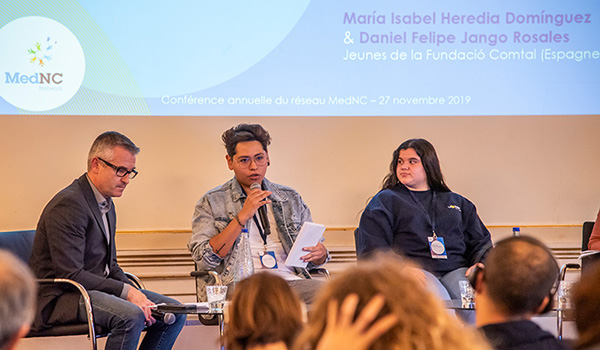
[29,131,185,350]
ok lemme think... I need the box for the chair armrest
[559,263,581,281]
[190,270,222,285]
[124,272,145,290]
[309,268,331,281]
[37,278,97,343]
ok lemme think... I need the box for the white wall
[1,115,599,231]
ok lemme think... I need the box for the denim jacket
[188,178,325,299]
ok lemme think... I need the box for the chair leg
[557,309,563,340]
[46,278,98,350]
[218,314,225,350]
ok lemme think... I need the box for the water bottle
[512,227,520,237]
[234,228,254,282]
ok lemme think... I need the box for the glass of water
[206,285,228,312]
[459,280,475,308]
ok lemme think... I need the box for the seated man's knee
[117,306,147,333]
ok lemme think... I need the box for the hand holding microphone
[250,182,271,236]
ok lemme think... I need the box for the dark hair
[484,236,559,316]
[222,124,271,157]
[380,138,450,192]
[574,261,600,349]
[225,273,303,350]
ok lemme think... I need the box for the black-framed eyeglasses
[235,154,268,169]
[98,158,138,179]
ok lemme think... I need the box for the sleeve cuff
[120,283,131,299]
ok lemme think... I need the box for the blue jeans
[78,289,186,350]
[422,267,475,324]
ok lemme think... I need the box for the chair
[0,230,144,350]
[555,222,600,339]
[582,221,595,251]
[580,221,600,272]
[557,263,580,340]
[190,269,222,326]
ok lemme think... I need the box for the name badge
[428,236,448,259]
[259,251,278,269]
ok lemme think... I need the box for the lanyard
[240,185,269,246]
[252,215,268,246]
[409,189,437,237]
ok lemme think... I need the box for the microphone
[151,310,176,325]
[250,182,270,236]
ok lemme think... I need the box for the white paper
[579,250,600,259]
[284,222,326,268]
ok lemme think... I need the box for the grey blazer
[29,174,132,330]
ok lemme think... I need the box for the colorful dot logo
[0,17,85,112]
[28,37,58,67]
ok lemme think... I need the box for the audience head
[381,138,450,192]
[222,124,271,158]
[295,254,490,350]
[0,250,37,350]
[225,273,303,350]
[574,261,600,349]
[87,131,140,171]
[474,236,559,318]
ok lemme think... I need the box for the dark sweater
[481,320,569,350]
[355,184,491,275]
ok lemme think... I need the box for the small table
[156,303,226,350]
[445,299,475,310]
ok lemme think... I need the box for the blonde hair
[293,254,491,350]
[225,273,303,350]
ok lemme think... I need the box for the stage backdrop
[1,1,599,116]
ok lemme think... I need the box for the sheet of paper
[579,250,600,259]
[284,222,326,268]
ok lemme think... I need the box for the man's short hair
[222,124,271,157]
[0,250,37,349]
[484,236,559,316]
[87,131,140,170]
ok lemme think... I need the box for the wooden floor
[16,316,221,350]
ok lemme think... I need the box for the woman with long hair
[354,139,492,319]
[225,272,304,350]
[293,255,492,350]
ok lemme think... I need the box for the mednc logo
[0,17,85,112]
[4,37,63,86]
[29,38,57,67]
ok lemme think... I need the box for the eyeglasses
[235,154,268,168]
[98,158,138,179]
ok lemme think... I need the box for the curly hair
[293,254,490,350]
[222,124,271,157]
[225,273,303,350]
